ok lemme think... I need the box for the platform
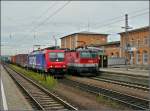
[0,65,33,110]
[99,67,149,77]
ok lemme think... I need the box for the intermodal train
[65,47,99,76]
[8,47,67,77]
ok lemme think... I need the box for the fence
[108,57,126,66]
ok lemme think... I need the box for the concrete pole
[148,21,150,110]
[122,14,132,70]
[125,14,128,71]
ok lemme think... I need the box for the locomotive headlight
[63,65,66,68]
[50,65,53,68]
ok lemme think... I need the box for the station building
[89,41,120,57]
[119,26,150,65]
[60,26,150,65]
[60,31,108,49]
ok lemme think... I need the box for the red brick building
[119,26,150,65]
[60,31,108,49]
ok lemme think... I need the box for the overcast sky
[1,1,149,55]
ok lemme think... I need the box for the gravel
[68,76,149,99]
[51,82,131,110]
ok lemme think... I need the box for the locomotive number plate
[88,60,93,63]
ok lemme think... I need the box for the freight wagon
[10,54,28,67]
[15,54,28,67]
[10,55,16,64]
[65,47,99,76]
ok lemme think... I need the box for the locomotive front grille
[68,63,98,67]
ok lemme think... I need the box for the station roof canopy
[60,31,108,39]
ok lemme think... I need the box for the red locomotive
[27,47,67,77]
[65,47,99,76]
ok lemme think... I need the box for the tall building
[119,26,150,65]
[60,31,108,49]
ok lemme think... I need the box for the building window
[137,39,140,48]
[136,51,140,64]
[144,37,149,46]
[143,51,148,64]
[144,37,150,46]
[130,38,134,47]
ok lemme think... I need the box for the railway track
[59,78,150,110]
[3,64,77,111]
[90,77,149,91]
[98,72,149,86]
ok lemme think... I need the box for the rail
[3,64,77,111]
[91,77,149,91]
[59,78,149,110]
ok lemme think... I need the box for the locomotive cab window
[91,52,97,58]
[49,52,64,62]
[80,51,97,58]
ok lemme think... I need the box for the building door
[143,51,148,64]
[136,51,140,64]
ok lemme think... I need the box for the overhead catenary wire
[96,11,149,41]
[20,10,149,44]
[94,12,149,36]
[5,6,148,48]
[30,1,71,32]
[16,1,71,44]
[4,1,56,32]
[30,10,149,40]
[28,2,58,30]
[91,8,149,28]
[90,11,149,31]
[4,7,148,35]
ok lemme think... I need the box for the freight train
[7,47,67,77]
